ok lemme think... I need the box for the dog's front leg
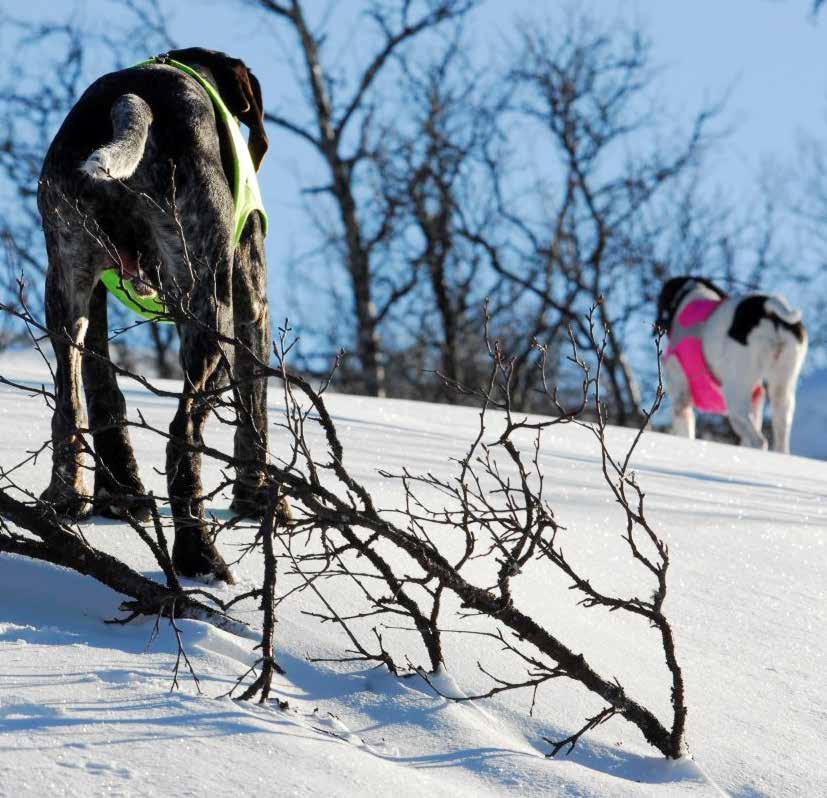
[672,403,696,439]
[229,217,274,520]
[748,386,766,437]
[665,358,696,439]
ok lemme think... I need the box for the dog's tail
[765,296,802,326]
[80,94,153,181]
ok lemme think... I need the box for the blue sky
[164,0,827,323]
[8,0,827,331]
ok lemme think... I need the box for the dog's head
[655,276,726,334]
[165,47,268,171]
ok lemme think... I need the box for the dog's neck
[678,281,723,309]
[661,278,726,334]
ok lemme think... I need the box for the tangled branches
[0,289,687,758]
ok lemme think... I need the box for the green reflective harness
[99,56,269,323]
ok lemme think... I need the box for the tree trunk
[330,159,386,397]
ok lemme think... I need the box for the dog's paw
[93,488,153,523]
[40,483,92,520]
[172,527,236,585]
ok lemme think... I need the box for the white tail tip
[79,152,113,180]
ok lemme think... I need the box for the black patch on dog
[655,276,727,334]
[728,296,768,345]
[728,295,806,345]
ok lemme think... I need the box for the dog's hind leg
[229,214,272,519]
[167,318,234,582]
[767,359,802,454]
[766,337,807,454]
[82,281,149,520]
[726,393,768,450]
[749,385,766,437]
[768,387,795,454]
[160,186,236,582]
[41,238,96,518]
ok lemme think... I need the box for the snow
[1,350,825,797]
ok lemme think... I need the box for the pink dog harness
[665,299,762,415]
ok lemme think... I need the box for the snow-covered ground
[1,351,825,798]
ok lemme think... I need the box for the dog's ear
[655,276,690,334]
[166,48,269,171]
[233,67,268,172]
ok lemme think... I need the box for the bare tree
[364,29,511,401]
[324,8,728,419]
[247,0,479,396]
[496,16,721,421]
[0,17,86,339]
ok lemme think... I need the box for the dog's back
[658,277,806,373]
[41,61,229,180]
[700,292,807,384]
[38,63,233,292]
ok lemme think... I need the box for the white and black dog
[655,276,807,453]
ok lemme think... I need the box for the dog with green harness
[99,54,269,321]
[38,48,277,583]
